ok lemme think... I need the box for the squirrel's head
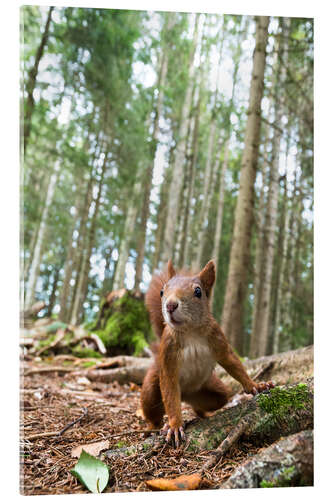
[160,260,215,330]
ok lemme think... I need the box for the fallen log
[82,345,313,388]
[185,379,313,453]
[221,429,313,488]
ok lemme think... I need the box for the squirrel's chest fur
[178,335,215,394]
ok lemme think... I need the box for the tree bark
[272,138,291,353]
[221,16,270,355]
[23,6,54,153]
[221,429,313,488]
[250,19,289,358]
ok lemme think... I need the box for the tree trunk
[25,160,60,308]
[23,6,54,152]
[182,80,202,267]
[134,14,173,289]
[272,137,291,353]
[46,264,62,316]
[161,14,199,263]
[194,26,225,269]
[211,18,250,307]
[250,116,272,350]
[70,143,108,325]
[250,19,289,358]
[221,16,270,355]
[112,178,142,291]
[58,189,83,322]
[151,164,172,271]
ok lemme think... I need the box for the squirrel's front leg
[210,323,274,394]
[159,342,186,447]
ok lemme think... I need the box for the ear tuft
[198,260,216,297]
[167,260,176,280]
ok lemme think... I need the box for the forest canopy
[21,7,313,358]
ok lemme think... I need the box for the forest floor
[21,356,267,495]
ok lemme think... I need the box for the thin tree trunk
[23,6,54,152]
[112,177,142,291]
[194,24,225,269]
[25,160,60,308]
[161,14,200,264]
[272,152,291,353]
[221,16,270,355]
[182,83,202,268]
[151,163,172,271]
[58,190,82,322]
[133,14,173,290]
[47,264,62,316]
[70,144,109,325]
[211,17,250,306]
[250,112,273,347]
[250,18,289,358]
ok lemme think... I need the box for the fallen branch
[24,408,88,441]
[58,407,88,436]
[36,329,65,356]
[24,366,75,376]
[200,413,254,472]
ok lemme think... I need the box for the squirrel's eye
[160,290,164,297]
[194,287,202,298]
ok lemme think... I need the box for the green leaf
[71,450,109,493]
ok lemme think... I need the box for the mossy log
[185,379,313,453]
[221,429,313,488]
[89,289,154,357]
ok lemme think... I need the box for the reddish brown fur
[141,260,273,440]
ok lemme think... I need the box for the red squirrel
[140,259,274,447]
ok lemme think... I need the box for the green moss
[258,384,309,419]
[71,346,102,358]
[90,292,154,356]
[37,334,56,351]
[45,321,67,333]
[260,466,296,488]
[116,441,126,448]
[81,360,98,368]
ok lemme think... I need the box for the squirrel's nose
[166,301,178,313]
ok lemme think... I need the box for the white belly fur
[179,337,215,394]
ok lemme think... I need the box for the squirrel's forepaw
[161,424,186,447]
[251,380,275,395]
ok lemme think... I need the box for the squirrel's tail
[145,267,168,338]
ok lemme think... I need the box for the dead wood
[36,328,65,356]
[184,379,313,453]
[221,429,313,488]
[24,366,75,376]
[82,345,313,388]
[215,345,313,395]
[86,356,151,384]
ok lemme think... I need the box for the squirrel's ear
[167,260,176,280]
[199,260,215,297]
